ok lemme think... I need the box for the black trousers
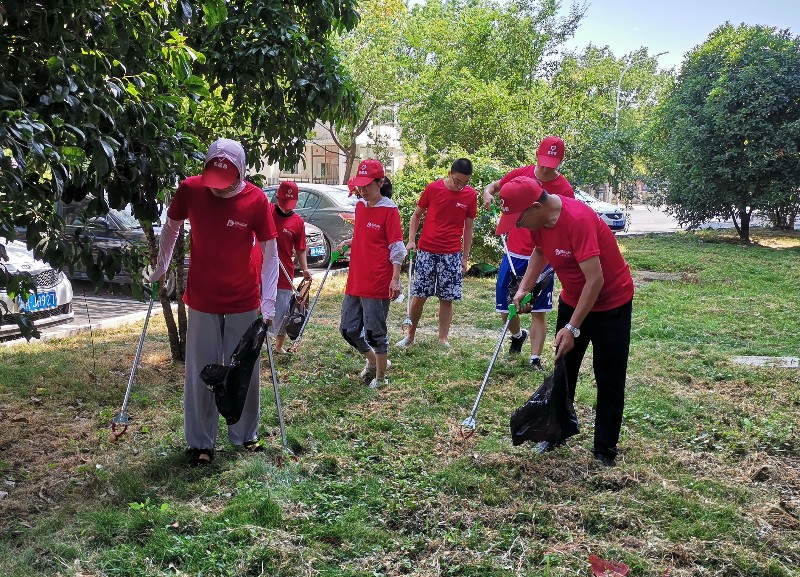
[556,298,632,459]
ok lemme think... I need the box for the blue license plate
[613,220,624,227]
[24,291,57,312]
[309,246,325,257]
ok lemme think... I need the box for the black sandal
[243,439,266,452]
[188,448,214,466]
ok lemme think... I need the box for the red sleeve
[571,217,601,263]
[254,198,278,242]
[167,180,191,221]
[294,215,307,251]
[499,166,535,187]
[466,187,478,219]
[417,183,432,208]
[386,208,404,245]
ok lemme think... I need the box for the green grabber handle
[330,244,350,264]
[508,292,532,321]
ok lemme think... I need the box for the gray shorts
[412,250,463,301]
[339,294,391,354]
[269,289,293,336]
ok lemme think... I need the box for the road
[622,204,681,234]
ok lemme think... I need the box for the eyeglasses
[449,176,470,190]
[515,206,531,227]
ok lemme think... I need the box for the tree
[323,0,408,183]
[0,0,358,346]
[655,23,800,243]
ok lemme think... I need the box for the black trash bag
[509,359,580,446]
[200,318,268,425]
[284,278,312,341]
[506,275,520,305]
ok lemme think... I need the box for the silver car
[264,183,357,266]
[1,240,74,339]
[574,190,628,233]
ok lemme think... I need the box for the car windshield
[114,205,142,229]
[328,187,358,207]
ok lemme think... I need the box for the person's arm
[512,247,547,306]
[406,206,426,251]
[461,217,474,273]
[147,217,182,282]
[259,238,279,324]
[553,255,604,360]
[388,240,407,299]
[336,238,353,252]
[297,248,311,279]
[483,180,501,209]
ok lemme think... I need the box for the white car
[574,190,628,232]
[1,240,74,339]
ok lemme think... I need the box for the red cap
[201,157,239,189]
[537,136,565,169]
[495,176,545,235]
[347,177,358,196]
[349,159,385,187]
[277,181,299,210]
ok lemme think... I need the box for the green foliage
[655,24,800,241]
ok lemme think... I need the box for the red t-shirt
[500,166,574,255]
[346,200,404,299]
[168,177,277,313]
[417,179,478,254]
[272,206,306,290]
[531,196,634,311]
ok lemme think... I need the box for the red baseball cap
[347,177,358,196]
[349,159,385,187]
[201,156,240,189]
[495,176,545,235]
[537,136,565,169]
[276,181,299,210]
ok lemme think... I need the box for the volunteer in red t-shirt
[498,175,634,467]
[337,159,405,388]
[147,138,279,466]
[397,158,478,349]
[482,136,574,370]
[268,181,310,354]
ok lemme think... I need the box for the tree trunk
[342,142,357,185]
[161,225,186,362]
[733,205,751,243]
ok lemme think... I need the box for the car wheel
[317,234,333,268]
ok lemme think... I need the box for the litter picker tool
[109,281,159,442]
[402,249,414,333]
[289,244,348,352]
[264,326,297,466]
[460,268,554,439]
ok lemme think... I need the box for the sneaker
[438,340,451,349]
[395,336,414,348]
[534,439,566,454]
[509,329,528,354]
[529,357,546,372]
[369,377,388,389]
[359,362,377,380]
[593,452,617,467]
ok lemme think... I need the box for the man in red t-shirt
[482,136,574,370]
[397,158,478,349]
[498,175,634,467]
[147,138,279,466]
[337,159,405,388]
[269,181,311,354]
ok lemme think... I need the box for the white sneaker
[395,337,414,348]
[369,377,388,389]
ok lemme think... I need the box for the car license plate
[613,219,624,227]
[24,291,57,312]
[309,246,325,257]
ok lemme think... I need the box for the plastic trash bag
[285,278,312,341]
[509,359,580,446]
[200,318,268,425]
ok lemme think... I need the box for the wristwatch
[565,323,580,338]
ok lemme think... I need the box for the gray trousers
[185,307,260,450]
[339,294,391,355]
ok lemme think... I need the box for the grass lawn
[1,229,799,576]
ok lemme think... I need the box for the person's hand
[260,299,275,323]
[389,277,401,300]
[263,317,273,328]
[511,288,532,315]
[482,191,495,210]
[405,239,416,252]
[143,264,165,284]
[462,258,469,274]
[335,241,350,253]
[553,328,575,361]
[302,268,312,280]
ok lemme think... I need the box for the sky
[561,0,800,70]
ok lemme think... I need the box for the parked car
[264,183,357,266]
[301,222,327,267]
[1,239,74,339]
[574,190,628,232]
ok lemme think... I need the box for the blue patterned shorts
[412,250,463,301]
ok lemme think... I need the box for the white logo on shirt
[555,248,572,258]
[227,219,247,229]
[367,222,382,230]
[456,202,467,210]
[282,227,293,235]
